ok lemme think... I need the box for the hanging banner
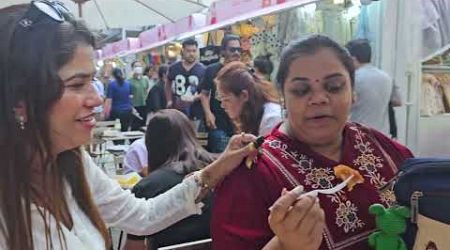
[102,43,114,58]
[127,38,140,50]
[112,39,128,54]
[175,14,207,37]
[207,0,275,25]
[139,26,159,48]
[159,23,177,41]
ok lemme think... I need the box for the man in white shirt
[345,39,393,135]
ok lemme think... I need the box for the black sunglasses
[227,47,242,53]
[18,0,71,28]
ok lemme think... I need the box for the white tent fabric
[0,0,215,30]
[379,0,422,152]
[421,0,450,60]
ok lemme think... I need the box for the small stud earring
[282,109,287,120]
[18,116,25,130]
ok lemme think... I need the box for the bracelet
[193,170,211,203]
[193,170,209,189]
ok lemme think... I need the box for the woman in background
[125,109,214,250]
[124,65,170,176]
[104,68,133,132]
[146,64,168,122]
[215,61,282,136]
[253,54,274,81]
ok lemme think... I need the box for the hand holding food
[245,136,265,169]
[268,187,325,250]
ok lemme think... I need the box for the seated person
[211,35,414,250]
[215,61,282,136]
[123,137,147,176]
[124,109,215,250]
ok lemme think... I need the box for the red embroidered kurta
[212,123,413,250]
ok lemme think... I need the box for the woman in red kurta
[211,35,413,250]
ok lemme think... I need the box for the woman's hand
[268,188,325,250]
[200,133,257,188]
[221,133,257,168]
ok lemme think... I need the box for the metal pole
[78,3,82,17]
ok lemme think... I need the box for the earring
[281,109,288,120]
[280,102,287,120]
[18,116,25,130]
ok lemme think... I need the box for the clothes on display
[421,0,450,58]
[421,72,450,116]
[431,73,450,111]
[249,2,359,71]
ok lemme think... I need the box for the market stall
[0,0,211,30]
[377,0,450,157]
[417,0,450,157]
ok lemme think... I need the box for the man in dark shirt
[166,38,205,120]
[198,34,242,153]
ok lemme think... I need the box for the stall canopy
[137,13,207,52]
[178,0,320,39]
[114,0,319,58]
[0,0,212,30]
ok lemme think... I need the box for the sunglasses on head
[18,0,71,28]
[227,47,242,53]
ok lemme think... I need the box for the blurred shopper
[105,68,133,132]
[166,39,205,119]
[146,65,168,123]
[199,34,242,153]
[130,61,150,130]
[253,54,274,81]
[215,61,282,136]
[345,39,393,135]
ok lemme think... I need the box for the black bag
[199,45,220,66]
[393,158,450,250]
[199,32,221,66]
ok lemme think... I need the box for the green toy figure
[368,204,410,250]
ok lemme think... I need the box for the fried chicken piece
[333,164,365,191]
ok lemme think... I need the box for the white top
[124,138,148,174]
[0,151,202,250]
[350,64,393,135]
[93,78,105,114]
[259,102,283,136]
